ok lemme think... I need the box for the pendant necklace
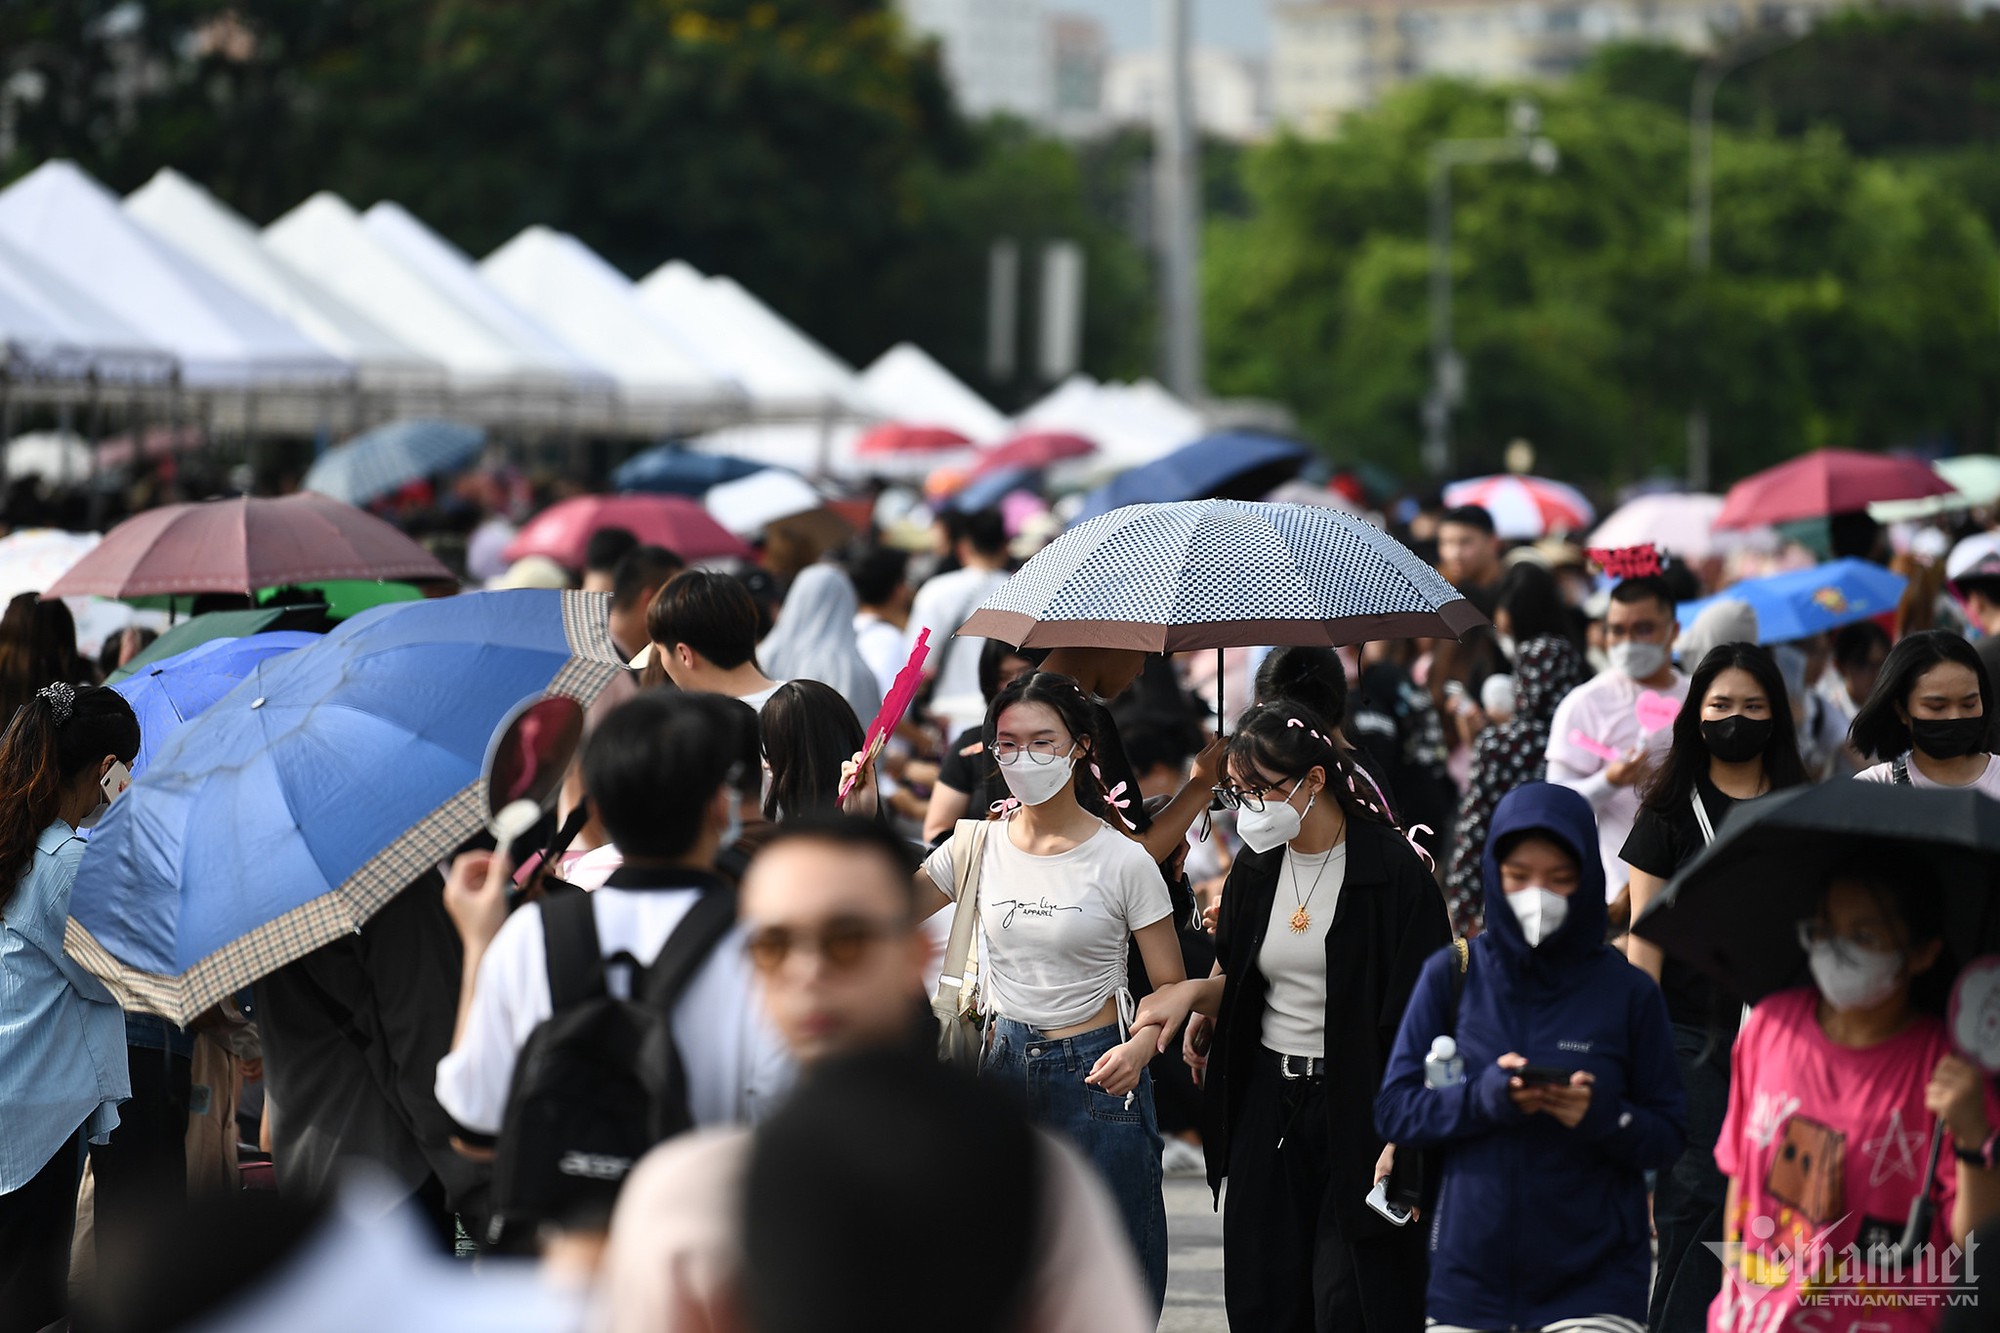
[1287,826,1344,933]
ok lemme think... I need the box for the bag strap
[1893,755,1912,786]
[542,890,607,1011]
[1690,788,1718,846]
[638,887,743,1013]
[933,819,992,1018]
[1445,936,1471,1037]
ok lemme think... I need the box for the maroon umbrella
[502,494,754,569]
[1715,449,1954,530]
[968,430,1096,478]
[47,493,454,599]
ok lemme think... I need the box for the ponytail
[0,683,139,911]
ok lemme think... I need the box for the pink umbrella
[502,494,753,569]
[1715,449,1955,530]
[47,493,454,599]
[1443,475,1595,539]
[968,431,1096,478]
[854,423,971,457]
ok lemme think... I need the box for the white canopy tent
[264,192,607,401]
[636,260,860,413]
[0,232,172,381]
[1015,374,1205,468]
[478,226,741,412]
[858,343,1007,442]
[0,161,348,388]
[124,169,443,391]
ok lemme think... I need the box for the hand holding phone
[1365,1178,1413,1226]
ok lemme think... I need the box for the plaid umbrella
[303,419,486,506]
[959,499,1485,652]
[66,590,627,1022]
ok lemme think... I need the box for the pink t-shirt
[1855,754,2000,800]
[1710,987,1997,1333]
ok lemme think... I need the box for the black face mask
[1910,715,1988,761]
[1700,714,1773,765]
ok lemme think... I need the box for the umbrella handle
[1896,1119,1948,1258]
[1216,647,1226,735]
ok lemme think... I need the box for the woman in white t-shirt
[1850,630,2000,797]
[916,671,1185,1316]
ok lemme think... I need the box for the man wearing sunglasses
[598,816,1153,1333]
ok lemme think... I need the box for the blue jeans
[986,1017,1167,1314]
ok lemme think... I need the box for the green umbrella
[107,606,329,684]
[256,580,423,620]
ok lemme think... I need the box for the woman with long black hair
[914,670,1186,1316]
[1621,643,1807,1333]
[1136,703,1451,1333]
[0,683,140,1332]
[760,679,877,822]
[1849,629,2000,796]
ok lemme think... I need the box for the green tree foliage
[1206,73,2000,486]
[0,1,1154,400]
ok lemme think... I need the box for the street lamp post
[1687,27,1805,490]
[1423,102,1559,478]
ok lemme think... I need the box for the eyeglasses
[989,739,1075,766]
[745,916,908,975]
[1795,919,1897,958]
[1211,775,1301,813]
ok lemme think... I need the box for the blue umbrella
[1676,559,1907,646]
[113,632,321,775]
[950,465,1038,513]
[612,444,767,495]
[302,419,485,505]
[67,589,626,1022]
[1078,431,1310,521]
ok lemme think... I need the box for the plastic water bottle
[1424,1035,1464,1089]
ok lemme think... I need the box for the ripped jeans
[985,1017,1168,1315]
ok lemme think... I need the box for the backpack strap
[1893,755,1912,785]
[542,889,608,1011]
[637,886,743,1013]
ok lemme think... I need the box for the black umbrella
[1632,782,2000,1004]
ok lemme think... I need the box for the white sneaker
[1162,1139,1205,1177]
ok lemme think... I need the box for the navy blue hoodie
[1375,782,1684,1330]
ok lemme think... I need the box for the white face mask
[997,750,1075,807]
[1506,886,1569,947]
[1807,940,1903,1012]
[1609,640,1669,681]
[1236,781,1315,854]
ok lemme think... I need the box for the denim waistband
[991,1016,1122,1069]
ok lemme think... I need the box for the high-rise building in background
[1049,15,1113,136]
[1270,0,1857,130]
[1103,48,1271,141]
[900,0,1054,120]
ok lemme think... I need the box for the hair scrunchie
[36,682,75,726]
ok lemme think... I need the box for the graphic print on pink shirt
[1708,988,2000,1333]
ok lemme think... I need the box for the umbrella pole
[1896,1120,1948,1258]
[1216,647,1226,733]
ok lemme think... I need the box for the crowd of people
[0,484,1998,1333]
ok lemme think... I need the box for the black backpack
[486,884,740,1248]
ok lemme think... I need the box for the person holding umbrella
[1851,631,2000,798]
[1709,856,2000,1333]
[0,683,139,1332]
[1133,703,1450,1333]
[1375,782,1686,1333]
[1620,643,1809,1333]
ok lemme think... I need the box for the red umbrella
[502,495,753,569]
[1715,449,1954,530]
[854,423,971,456]
[968,431,1096,478]
[47,493,454,599]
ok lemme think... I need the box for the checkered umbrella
[65,590,626,1023]
[959,500,1486,652]
[303,419,486,506]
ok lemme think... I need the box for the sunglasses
[745,915,908,975]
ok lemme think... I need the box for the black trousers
[1225,1050,1429,1333]
[90,1044,193,1248]
[0,1131,81,1333]
[1647,1024,1731,1333]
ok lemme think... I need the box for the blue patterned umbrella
[303,419,485,505]
[1675,559,1907,646]
[66,590,624,1022]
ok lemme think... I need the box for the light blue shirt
[0,820,129,1192]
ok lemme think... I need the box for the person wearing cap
[1947,536,2000,693]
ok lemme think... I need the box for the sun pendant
[1289,905,1311,934]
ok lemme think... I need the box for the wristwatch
[1953,1129,1998,1171]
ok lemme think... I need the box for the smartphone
[1365,1178,1413,1226]
[1516,1064,1576,1087]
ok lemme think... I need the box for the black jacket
[1204,815,1452,1237]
